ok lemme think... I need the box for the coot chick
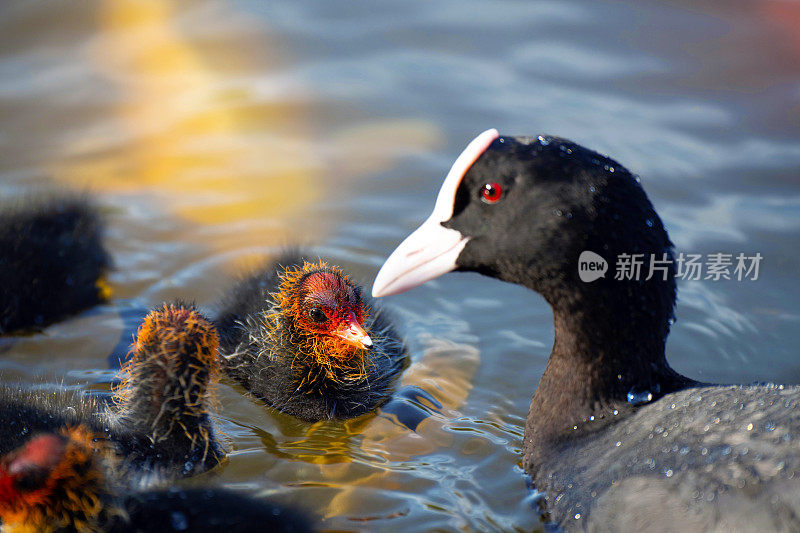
[0,427,313,532]
[372,130,800,530]
[0,195,110,334]
[0,303,226,479]
[216,254,407,422]
[110,303,227,475]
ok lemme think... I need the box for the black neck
[523,281,695,475]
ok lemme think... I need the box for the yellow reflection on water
[55,0,317,255]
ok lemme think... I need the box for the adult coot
[0,195,110,334]
[0,427,313,532]
[372,130,800,530]
[215,253,407,422]
[1,303,225,479]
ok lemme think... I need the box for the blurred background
[1,1,799,530]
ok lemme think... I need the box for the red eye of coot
[480,182,503,204]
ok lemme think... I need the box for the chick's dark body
[0,195,110,335]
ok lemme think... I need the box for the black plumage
[0,194,110,334]
[121,489,313,532]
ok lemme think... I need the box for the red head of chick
[275,261,373,360]
[0,426,112,532]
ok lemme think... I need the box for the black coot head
[373,130,675,315]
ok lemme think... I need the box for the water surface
[1,1,799,530]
